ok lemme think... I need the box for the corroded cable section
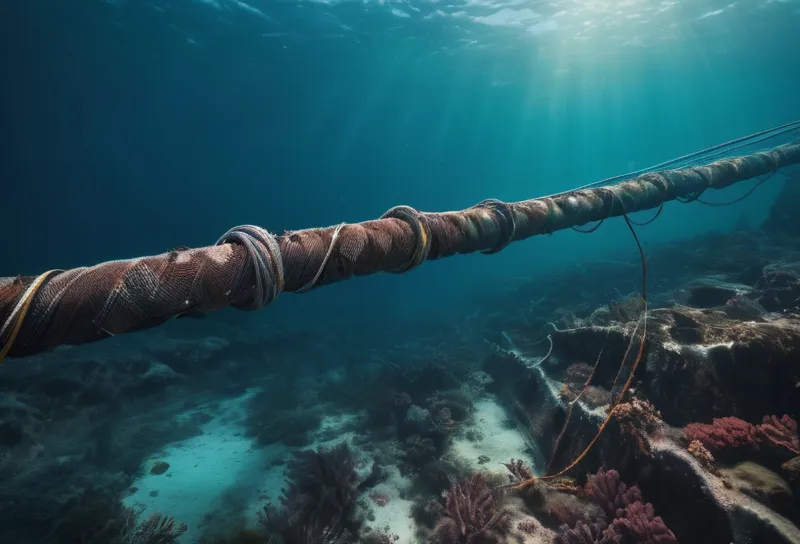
[1,143,798,359]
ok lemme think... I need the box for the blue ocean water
[2,1,800,543]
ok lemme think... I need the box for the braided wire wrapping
[1,141,799,359]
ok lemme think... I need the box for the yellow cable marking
[419,220,428,250]
[0,270,59,365]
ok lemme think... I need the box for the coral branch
[583,468,642,519]
[756,414,800,456]
[433,473,509,543]
[608,502,677,544]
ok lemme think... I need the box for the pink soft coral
[756,415,800,456]
[683,417,759,452]
[583,469,642,519]
[608,502,677,543]
[556,469,676,544]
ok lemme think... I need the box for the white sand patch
[312,411,361,447]
[452,398,541,475]
[123,389,287,542]
[363,464,419,543]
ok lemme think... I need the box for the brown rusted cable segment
[1,143,799,359]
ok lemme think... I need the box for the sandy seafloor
[123,389,540,543]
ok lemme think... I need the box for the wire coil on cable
[474,199,517,254]
[381,205,432,273]
[216,225,284,310]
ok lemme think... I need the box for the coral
[369,390,411,428]
[614,399,661,432]
[49,487,186,544]
[503,458,534,483]
[541,492,601,528]
[411,498,446,528]
[49,487,136,543]
[360,527,400,543]
[756,414,800,456]
[368,491,389,507]
[432,472,510,543]
[555,469,676,544]
[583,469,642,519]
[420,459,462,494]
[782,456,800,482]
[555,518,618,544]
[614,399,661,456]
[607,502,677,544]
[378,359,464,402]
[261,442,360,541]
[683,417,759,453]
[404,435,437,466]
[502,458,544,507]
[431,407,459,435]
[687,440,717,474]
[119,514,187,543]
[259,504,350,544]
[684,414,799,459]
[427,389,473,428]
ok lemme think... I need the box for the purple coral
[683,417,759,452]
[432,472,509,543]
[555,469,676,544]
[555,519,619,544]
[583,469,642,519]
[607,502,677,544]
[503,458,534,483]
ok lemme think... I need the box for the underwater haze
[3,0,800,323]
[2,0,800,543]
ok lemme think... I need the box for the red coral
[608,502,677,544]
[756,415,800,456]
[583,469,642,519]
[369,491,389,507]
[683,417,759,452]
